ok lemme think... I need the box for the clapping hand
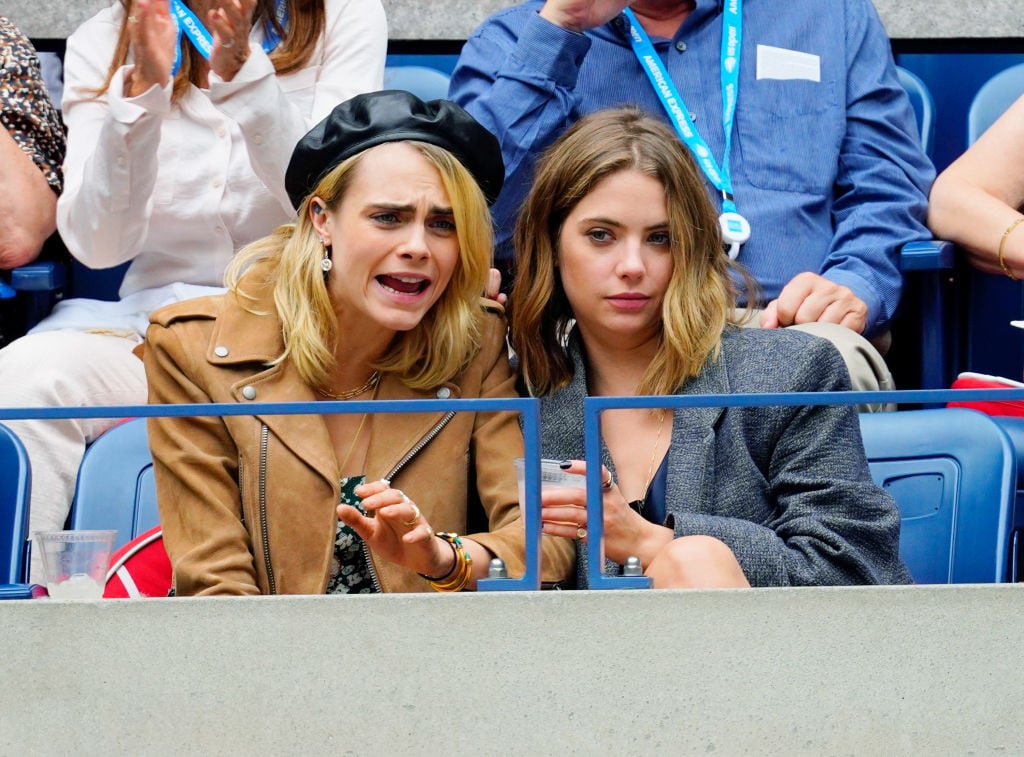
[207,0,257,82]
[126,0,178,95]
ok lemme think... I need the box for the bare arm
[0,128,57,269]
[929,93,1024,276]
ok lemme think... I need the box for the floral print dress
[326,475,379,594]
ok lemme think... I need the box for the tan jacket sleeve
[144,313,261,596]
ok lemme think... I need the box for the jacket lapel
[364,374,458,482]
[663,348,730,515]
[207,275,339,489]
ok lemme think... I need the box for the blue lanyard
[169,0,289,75]
[622,2,742,215]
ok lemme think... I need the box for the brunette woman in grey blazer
[509,108,911,589]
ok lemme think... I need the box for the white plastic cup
[512,458,587,514]
[33,530,117,599]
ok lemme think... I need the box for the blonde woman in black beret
[144,91,574,595]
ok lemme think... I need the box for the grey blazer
[540,327,913,587]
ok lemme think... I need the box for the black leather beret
[285,90,505,210]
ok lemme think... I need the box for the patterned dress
[0,17,64,195]
[326,475,380,594]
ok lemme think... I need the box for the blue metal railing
[5,385,1024,592]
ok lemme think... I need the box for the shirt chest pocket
[736,78,843,195]
[276,64,321,118]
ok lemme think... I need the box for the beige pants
[737,309,895,413]
[0,329,146,581]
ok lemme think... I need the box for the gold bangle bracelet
[428,532,473,592]
[998,217,1024,280]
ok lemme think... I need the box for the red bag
[103,525,172,598]
[948,371,1024,417]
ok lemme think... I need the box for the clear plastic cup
[33,530,117,599]
[512,457,587,515]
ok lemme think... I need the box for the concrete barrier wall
[6,0,1024,42]
[2,585,1023,754]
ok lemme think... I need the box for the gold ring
[402,503,421,526]
[576,527,587,540]
[601,472,614,490]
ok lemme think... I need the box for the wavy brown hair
[95,0,325,103]
[510,108,755,397]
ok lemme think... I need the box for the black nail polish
[559,460,572,469]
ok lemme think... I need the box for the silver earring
[320,241,333,276]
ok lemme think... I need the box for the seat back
[968,62,1024,144]
[383,65,452,101]
[0,423,31,584]
[896,65,935,155]
[69,419,158,553]
[859,408,1016,583]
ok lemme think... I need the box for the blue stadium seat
[896,65,935,157]
[68,418,159,553]
[991,416,1024,580]
[893,65,958,391]
[859,408,1017,583]
[968,62,1024,144]
[0,422,31,585]
[383,64,452,101]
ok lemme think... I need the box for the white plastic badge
[719,211,750,260]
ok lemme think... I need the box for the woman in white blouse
[0,0,386,580]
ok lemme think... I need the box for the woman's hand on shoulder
[126,0,178,95]
[340,480,456,578]
[207,0,257,82]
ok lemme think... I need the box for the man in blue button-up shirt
[450,0,935,397]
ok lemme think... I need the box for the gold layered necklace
[319,371,380,401]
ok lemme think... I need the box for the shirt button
[116,156,126,167]
[675,41,687,52]
[242,386,257,400]
[216,127,227,138]
[436,387,451,399]
[689,112,698,122]
[253,135,264,145]
[212,178,223,188]
[214,346,229,357]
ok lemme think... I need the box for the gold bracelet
[998,217,1024,280]
[428,532,472,592]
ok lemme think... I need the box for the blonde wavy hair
[224,141,493,391]
[510,108,755,397]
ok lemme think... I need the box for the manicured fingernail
[558,461,572,469]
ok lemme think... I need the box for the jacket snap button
[436,387,451,399]
[242,386,257,400]
[214,346,229,357]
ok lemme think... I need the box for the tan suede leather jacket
[144,274,573,595]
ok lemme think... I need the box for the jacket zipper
[258,423,277,595]
[361,410,456,592]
